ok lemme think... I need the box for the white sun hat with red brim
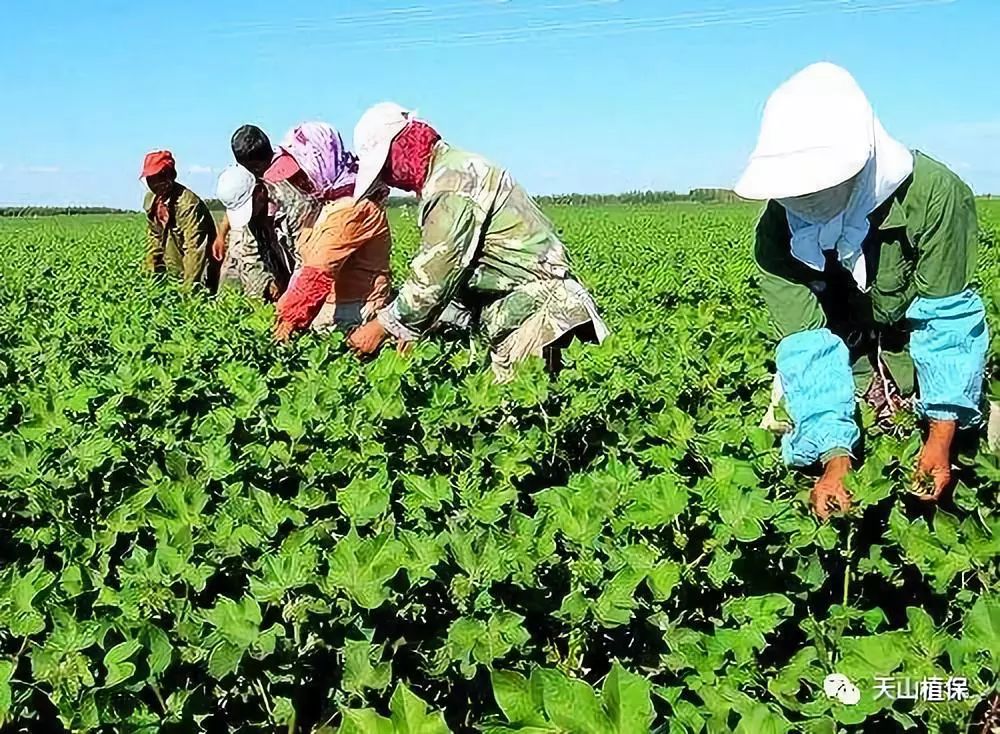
[352,102,415,200]
[735,62,878,201]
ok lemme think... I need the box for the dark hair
[231,125,273,166]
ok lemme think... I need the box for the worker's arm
[176,194,212,286]
[378,192,483,341]
[755,202,860,468]
[906,173,987,427]
[143,194,164,273]
[213,213,231,262]
[145,221,165,273]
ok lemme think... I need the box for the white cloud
[21,165,61,174]
[187,164,215,175]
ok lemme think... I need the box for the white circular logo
[823,673,861,705]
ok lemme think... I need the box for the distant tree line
[535,188,745,206]
[0,206,134,217]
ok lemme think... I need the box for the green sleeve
[176,194,215,285]
[754,202,827,339]
[145,221,165,273]
[391,192,483,334]
[142,194,164,273]
[912,170,978,298]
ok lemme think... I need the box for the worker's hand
[273,320,296,343]
[810,455,853,521]
[396,340,414,356]
[212,235,227,263]
[347,319,388,356]
[913,419,956,501]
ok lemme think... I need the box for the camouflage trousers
[483,278,609,383]
[219,227,292,300]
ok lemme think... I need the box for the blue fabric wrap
[776,328,859,467]
[906,289,989,425]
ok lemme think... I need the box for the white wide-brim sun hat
[352,102,414,199]
[217,164,256,228]
[734,62,876,201]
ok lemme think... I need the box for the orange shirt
[299,197,391,306]
[276,197,392,329]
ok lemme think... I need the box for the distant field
[0,202,996,732]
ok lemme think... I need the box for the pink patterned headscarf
[279,122,358,201]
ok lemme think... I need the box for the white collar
[783,119,913,288]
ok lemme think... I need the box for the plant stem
[842,524,855,607]
[151,683,167,714]
[254,678,274,719]
[684,551,708,574]
[288,623,302,734]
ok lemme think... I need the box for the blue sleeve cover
[906,288,989,425]
[776,328,859,467]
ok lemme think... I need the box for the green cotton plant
[329,682,451,734]
[482,662,655,734]
[0,205,997,732]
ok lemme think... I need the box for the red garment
[326,184,354,202]
[152,196,170,227]
[141,150,176,179]
[277,267,334,329]
[384,121,441,194]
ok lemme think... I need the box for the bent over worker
[735,63,991,520]
[272,122,392,337]
[346,103,608,381]
[213,125,320,271]
[141,150,216,287]
[213,125,276,264]
[215,164,295,301]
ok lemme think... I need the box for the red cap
[141,150,176,179]
[263,151,302,184]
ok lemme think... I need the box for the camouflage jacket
[143,185,216,285]
[218,218,295,300]
[378,143,607,356]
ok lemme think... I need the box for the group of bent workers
[142,63,997,521]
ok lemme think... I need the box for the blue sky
[0,0,997,208]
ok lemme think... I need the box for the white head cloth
[735,62,914,287]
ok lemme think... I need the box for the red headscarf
[384,121,441,194]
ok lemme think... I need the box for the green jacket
[380,143,601,349]
[755,151,978,341]
[143,184,216,286]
